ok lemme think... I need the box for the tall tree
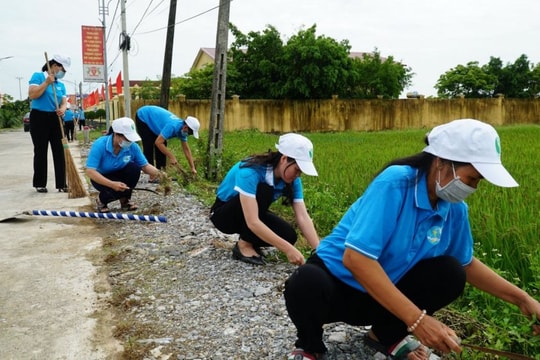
[436,61,496,98]
[278,25,352,99]
[174,24,413,100]
[348,50,413,99]
[436,55,539,98]
[228,24,284,98]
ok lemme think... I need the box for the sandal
[364,333,431,359]
[36,187,48,193]
[96,198,110,213]
[120,201,139,211]
[287,348,327,360]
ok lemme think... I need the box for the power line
[136,1,231,36]
[131,0,167,36]
[130,0,156,36]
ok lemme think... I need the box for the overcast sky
[1,0,539,101]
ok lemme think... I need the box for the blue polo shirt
[316,165,473,292]
[86,134,148,174]
[63,109,74,122]
[29,72,66,112]
[136,105,188,142]
[216,161,304,203]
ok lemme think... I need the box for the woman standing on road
[28,54,70,193]
[63,103,75,142]
[210,133,320,266]
[86,117,161,213]
[284,119,540,360]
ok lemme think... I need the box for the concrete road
[0,129,120,359]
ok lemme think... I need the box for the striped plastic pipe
[25,210,167,223]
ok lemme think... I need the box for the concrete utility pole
[99,0,111,129]
[207,0,231,180]
[159,0,177,109]
[120,0,132,118]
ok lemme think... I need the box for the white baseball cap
[184,116,200,139]
[53,54,71,69]
[275,133,318,176]
[112,117,141,142]
[423,119,518,187]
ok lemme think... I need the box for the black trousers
[29,109,66,189]
[78,119,85,131]
[209,183,297,248]
[284,253,466,354]
[90,161,141,205]
[64,121,74,141]
[135,115,167,169]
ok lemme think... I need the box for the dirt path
[0,130,121,359]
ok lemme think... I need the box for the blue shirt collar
[415,169,450,218]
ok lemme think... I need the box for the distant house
[191,48,216,72]
[189,48,386,72]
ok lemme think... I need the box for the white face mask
[435,162,476,203]
[119,139,132,149]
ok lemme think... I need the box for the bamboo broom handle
[44,52,67,139]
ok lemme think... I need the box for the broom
[44,52,86,199]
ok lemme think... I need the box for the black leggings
[91,161,141,205]
[209,183,297,248]
[284,253,466,354]
[136,115,167,169]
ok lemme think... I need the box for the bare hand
[412,315,462,354]
[112,181,129,192]
[46,73,55,85]
[285,248,306,266]
[517,295,540,335]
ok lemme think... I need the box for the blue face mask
[119,140,132,149]
[436,162,476,203]
[56,70,66,79]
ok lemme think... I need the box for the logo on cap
[495,137,501,156]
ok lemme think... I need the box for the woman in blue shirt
[210,133,320,266]
[63,103,75,142]
[284,119,540,360]
[86,117,161,213]
[28,54,70,193]
[135,105,200,174]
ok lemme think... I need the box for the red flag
[94,89,100,105]
[101,85,105,101]
[116,71,123,95]
[108,78,113,99]
[87,93,95,107]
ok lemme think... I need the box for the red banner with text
[81,26,105,83]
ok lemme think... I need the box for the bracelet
[407,309,427,332]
